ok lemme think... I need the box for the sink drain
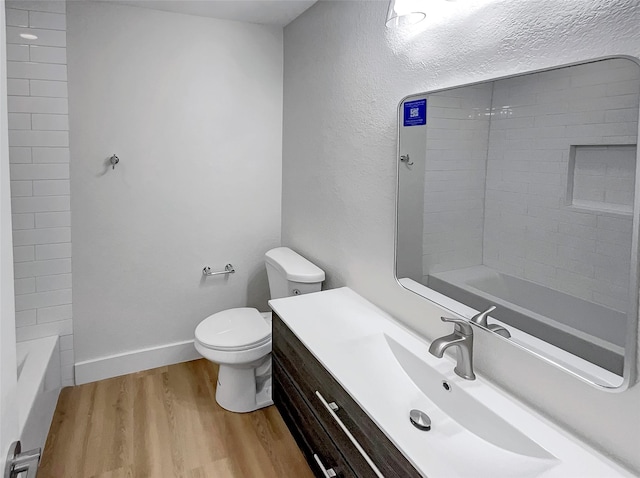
[409,409,431,431]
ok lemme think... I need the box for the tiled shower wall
[6,1,73,386]
[421,84,492,276]
[483,59,638,311]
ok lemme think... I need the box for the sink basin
[384,334,553,459]
[269,287,634,478]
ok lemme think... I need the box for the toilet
[194,247,325,413]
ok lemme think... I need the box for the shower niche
[567,144,636,215]
[395,57,640,390]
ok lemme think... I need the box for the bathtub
[16,336,62,452]
[426,265,626,376]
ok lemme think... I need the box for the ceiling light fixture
[386,0,426,28]
[19,33,38,40]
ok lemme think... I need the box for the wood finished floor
[39,359,315,478]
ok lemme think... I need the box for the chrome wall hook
[400,154,414,166]
[110,154,120,169]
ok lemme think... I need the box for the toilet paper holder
[203,264,235,276]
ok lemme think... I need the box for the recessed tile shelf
[567,144,637,215]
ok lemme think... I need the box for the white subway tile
[6,27,66,47]
[62,364,74,382]
[11,195,69,213]
[10,163,69,180]
[61,368,75,386]
[8,79,30,96]
[15,277,36,295]
[15,288,71,311]
[597,215,633,234]
[11,213,34,230]
[34,211,70,228]
[8,113,31,130]
[14,258,71,279]
[7,61,67,81]
[31,114,68,131]
[29,80,67,98]
[605,108,638,123]
[6,8,29,26]
[36,273,71,292]
[6,1,66,14]
[13,245,35,263]
[9,147,31,164]
[29,11,66,30]
[60,349,74,367]
[596,226,631,246]
[9,130,68,147]
[37,304,72,323]
[33,179,69,196]
[13,227,70,246]
[35,242,71,260]
[29,45,66,64]
[7,44,29,62]
[10,181,33,198]
[59,334,73,351]
[8,96,67,114]
[32,147,69,163]
[16,319,72,342]
[15,309,37,328]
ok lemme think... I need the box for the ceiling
[107,0,318,27]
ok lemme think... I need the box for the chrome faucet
[428,317,476,380]
[470,305,511,338]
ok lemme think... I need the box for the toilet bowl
[195,247,325,413]
[195,308,273,413]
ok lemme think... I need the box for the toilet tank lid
[265,247,325,283]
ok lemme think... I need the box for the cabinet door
[273,314,422,478]
[274,355,356,478]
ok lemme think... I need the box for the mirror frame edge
[393,55,640,392]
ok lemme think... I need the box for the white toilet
[194,247,325,413]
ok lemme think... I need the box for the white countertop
[269,287,633,478]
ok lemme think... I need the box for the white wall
[5,0,73,387]
[282,0,640,473]
[67,2,283,378]
[484,58,637,312]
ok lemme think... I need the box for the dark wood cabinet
[273,312,422,478]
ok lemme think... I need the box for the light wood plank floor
[39,359,314,478]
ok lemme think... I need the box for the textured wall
[282,0,640,472]
[67,2,283,364]
[5,0,73,387]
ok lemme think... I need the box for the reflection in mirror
[396,58,640,389]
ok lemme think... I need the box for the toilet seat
[195,307,271,351]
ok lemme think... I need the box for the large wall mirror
[396,57,640,390]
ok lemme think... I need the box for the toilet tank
[264,247,325,299]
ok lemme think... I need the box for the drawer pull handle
[315,391,384,478]
[313,453,337,478]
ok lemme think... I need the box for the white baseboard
[74,339,201,385]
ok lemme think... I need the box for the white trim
[74,339,200,385]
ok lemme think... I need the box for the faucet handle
[441,316,474,336]
[470,305,497,327]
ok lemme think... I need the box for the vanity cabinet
[273,313,421,478]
